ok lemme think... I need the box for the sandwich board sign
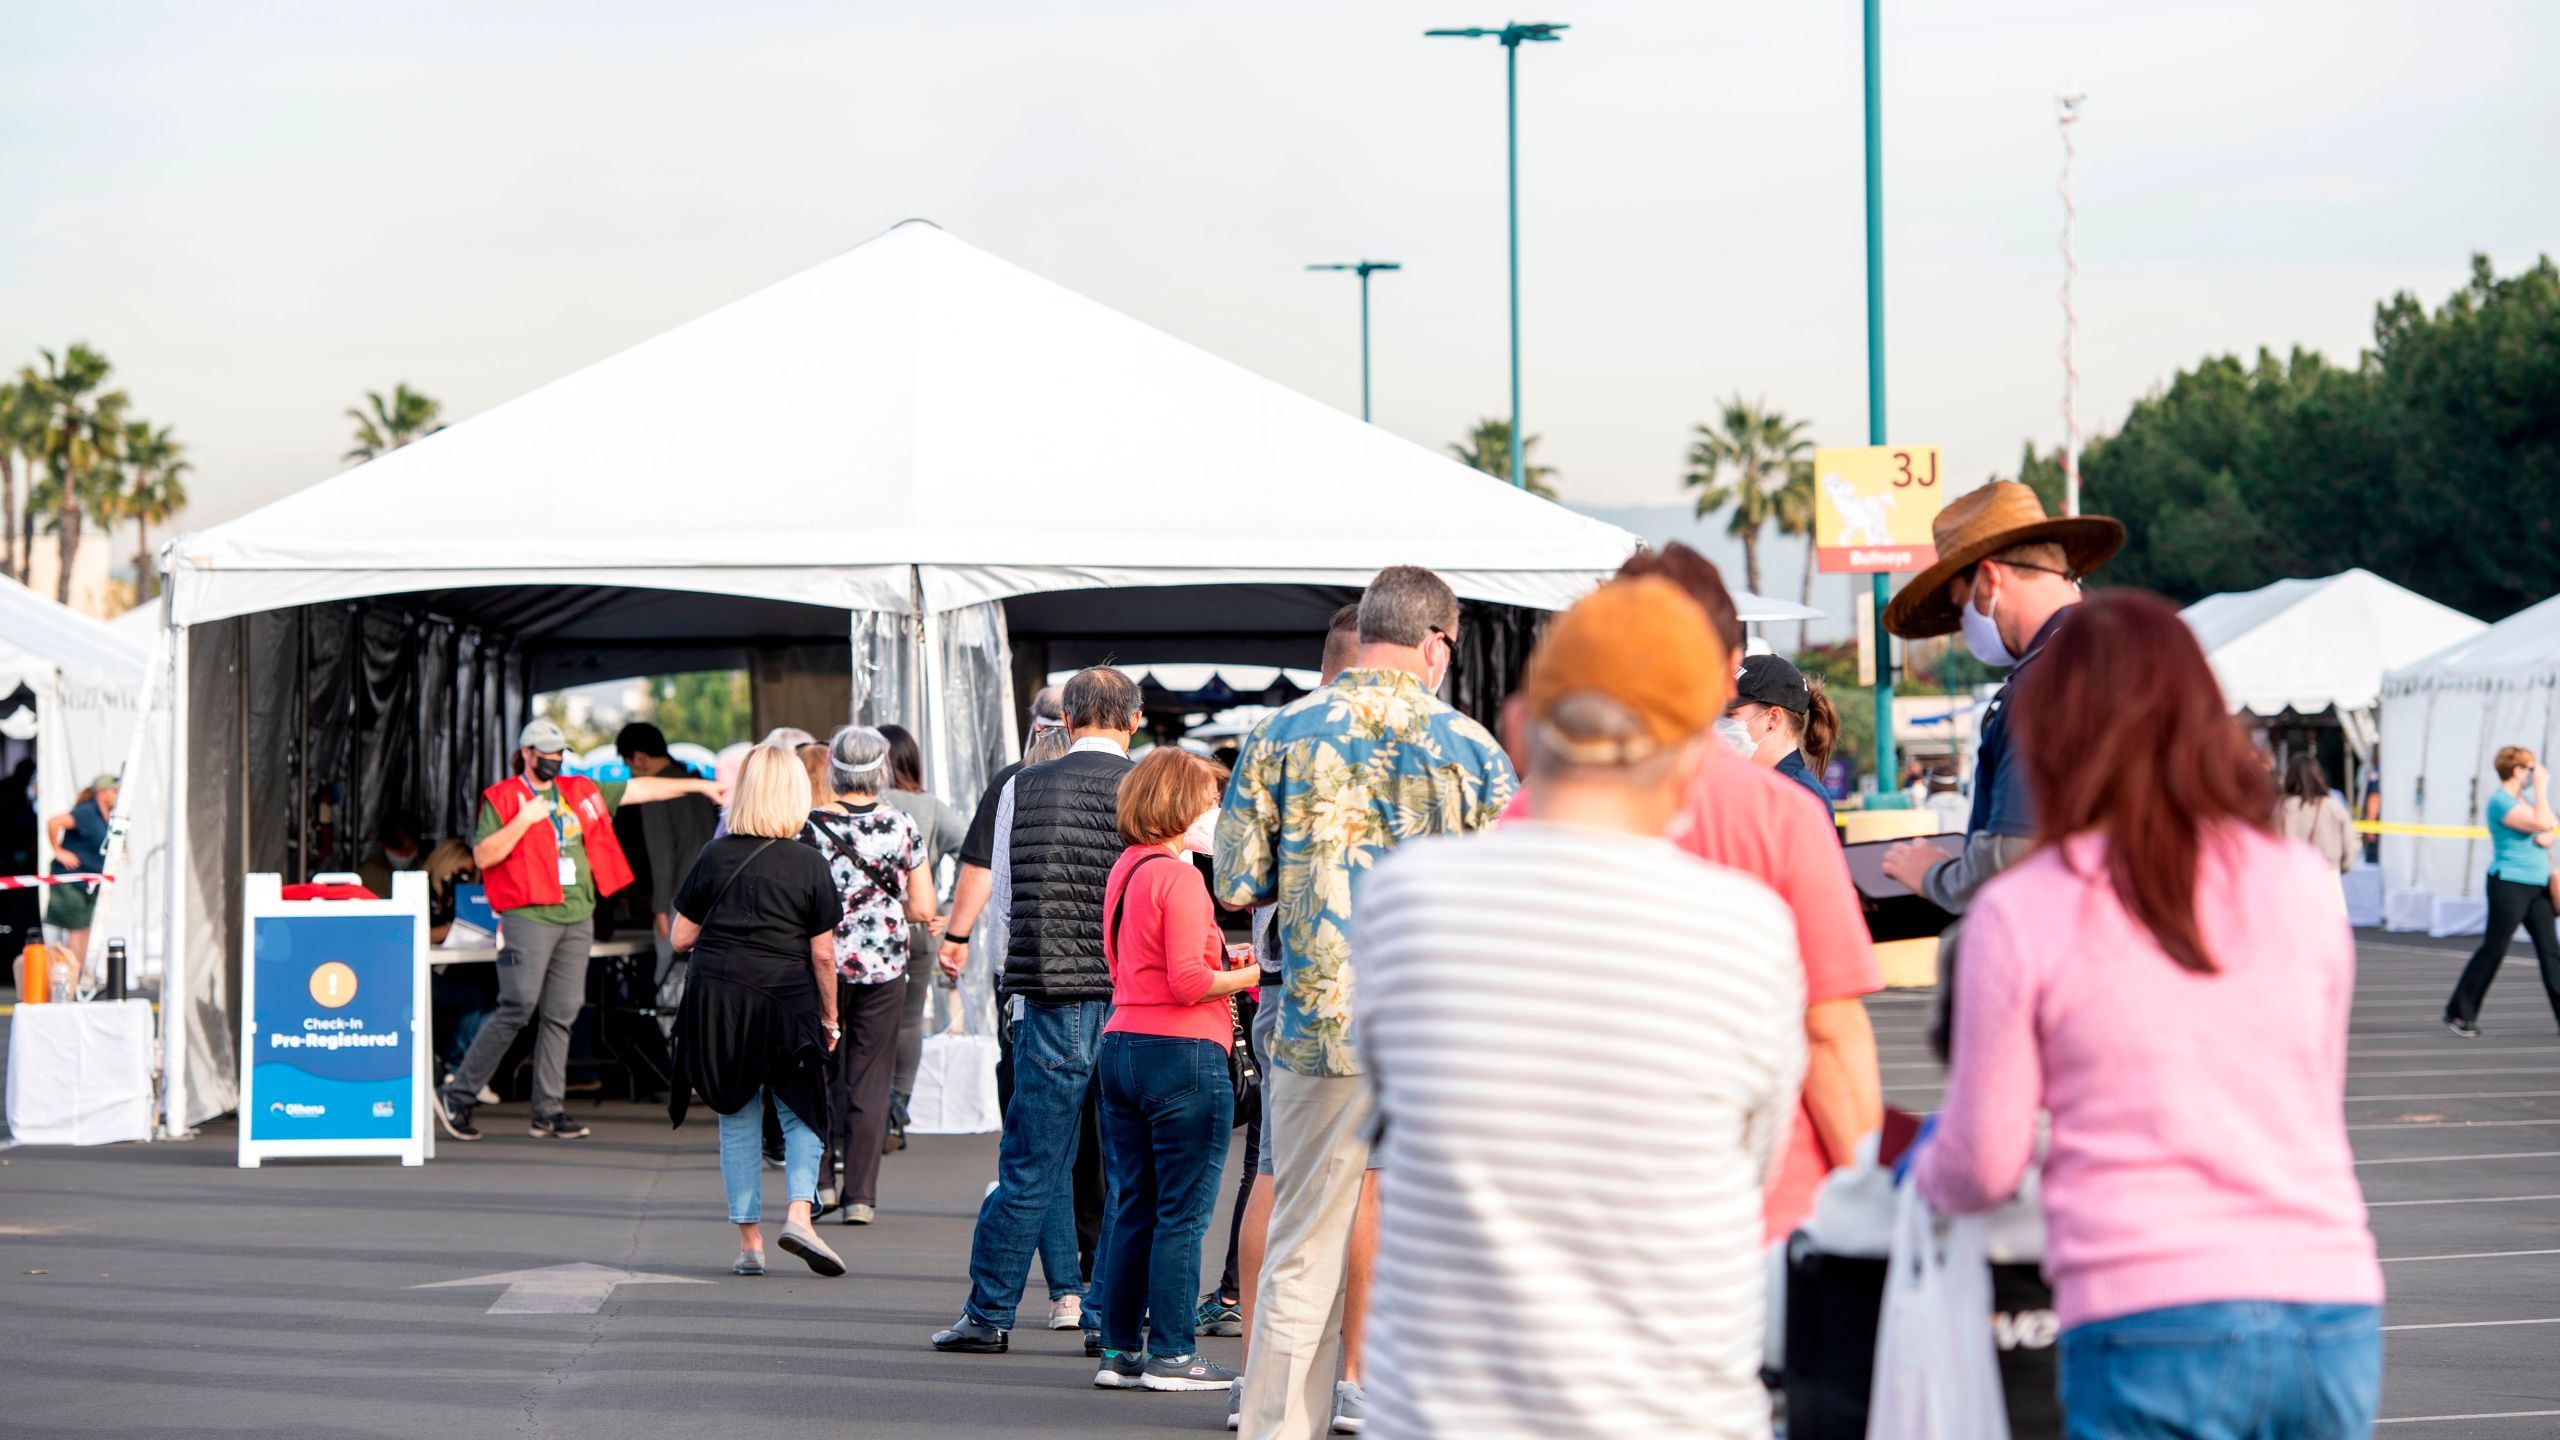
[1814,445,1945,574]
[238,871,433,1168]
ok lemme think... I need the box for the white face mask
[1714,715,1755,757]
[1960,584,2018,667]
[1182,807,1219,855]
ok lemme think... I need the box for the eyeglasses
[1428,625,1460,652]
[1962,557,2079,586]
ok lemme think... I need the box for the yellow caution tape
[2352,821,2491,839]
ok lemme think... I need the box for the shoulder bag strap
[690,839,778,946]
[811,810,905,898]
[1105,852,1175,968]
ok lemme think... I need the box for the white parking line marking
[2380,1248,2560,1264]
[2349,1118,2560,1131]
[2377,1410,2560,1426]
[2367,1193,2560,1208]
[2357,1151,2560,1167]
[2346,1090,2560,1102]
[2383,1316,2560,1332]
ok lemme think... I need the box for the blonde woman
[668,744,849,1278]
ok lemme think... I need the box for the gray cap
[519,718,571,753]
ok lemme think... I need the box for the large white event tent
[134,219,1775,1130]
[2379,592,2560,911]
[0,576,151,867]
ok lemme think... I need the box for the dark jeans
[1096,1031,1234,1360]
[2445,876,2560,1029]
[825,976,907,1205]
[1217,989,1262,1299]
[891,926,933,1101]
[2060,1301,2381,1439]
[964,998,1108,1331]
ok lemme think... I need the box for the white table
[6,998,155,1145]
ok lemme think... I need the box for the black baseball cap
[1733,654,1810,715]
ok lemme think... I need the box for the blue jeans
[717,1088,820,1225]
[965,999,1108,1330]
[2060,1302,2383,1440]
[1096,1031,1234,1359]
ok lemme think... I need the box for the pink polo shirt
[1914,825,2382,1328]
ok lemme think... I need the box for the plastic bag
[1867,1181,2010,1440]
[907,1032,1000,1135]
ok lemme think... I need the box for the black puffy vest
[1003,748,1133,1003]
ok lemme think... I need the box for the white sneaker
[1048,1293,1084,1330]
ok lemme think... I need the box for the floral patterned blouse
[1211,668,1517,1077]
[799,803,924,985]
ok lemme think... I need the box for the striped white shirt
[1358,821,1805,1440]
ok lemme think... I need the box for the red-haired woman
[1910,592,2382,1437]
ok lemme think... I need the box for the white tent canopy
[2378,592,2560,903]
[0,576,150,848]
[2181,569,2484,718]
[144,220,1702,1131]
[168,219,1642,628]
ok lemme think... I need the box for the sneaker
[2446,1015,2483,1039]
[1143,1354,1239,1393]
[777,1219,846,1278]
[529,1111,591,1140]
[1331,1380,1367,1433]
[930,1316,1010,1354]
[1093,1349,1146,1390]
[1085,1329,1104,1357]
[817,1183,839,1217]
[1195,1290,1243,1338]
[433,1091,481,1142]
[1048,1294,1085,1330]
[1226,1377,1243,1431]
[733,1249,766,1277]
[476,1084,501,1105]
[842,1202,876,1226]
[764,1142,785,1170]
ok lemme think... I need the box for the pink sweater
[1914,825,2382,1329]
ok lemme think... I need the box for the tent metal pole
[159,603,191,1137]
[913,567,950,814]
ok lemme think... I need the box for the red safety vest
[479,772,635,913]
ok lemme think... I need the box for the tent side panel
[180,618,246,1127]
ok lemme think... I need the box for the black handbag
[1108,853,1258,1127]
[1780,1231,2063,1439]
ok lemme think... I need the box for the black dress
[666,835,842,1136]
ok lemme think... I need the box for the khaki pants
[1240,1067,1373,1440]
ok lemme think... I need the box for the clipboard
[1842,838,1956,942]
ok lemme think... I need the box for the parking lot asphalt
[2,928,2555,1438]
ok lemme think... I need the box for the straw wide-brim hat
[1881,481,2126,639]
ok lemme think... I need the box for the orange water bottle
[16,942,52,1003]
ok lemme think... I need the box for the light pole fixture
[1425,20,1567,489]
[1305,260,1402,422]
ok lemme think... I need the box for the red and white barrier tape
[0,872,112,890]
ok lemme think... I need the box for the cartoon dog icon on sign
[1824,470,1896,546]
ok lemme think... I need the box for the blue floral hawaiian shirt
[1212,668,1517,1077]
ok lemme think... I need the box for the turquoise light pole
[1864,0,1900,800]
[1306,260,1402,421]
[1426,21,1567,488]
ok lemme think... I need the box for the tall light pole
[1863,0,1899,797]
[2057,93,2084,518]
[1425,20,1567,489]
[1306,260,1401,422]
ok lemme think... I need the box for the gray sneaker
[1331,1380,1367,1433]
[1226,1377,1243,1430]
[1143,1354,1239,1393]
[777,1219,846,1277]
[1093,1350,1145,1390]
[733,1249,766,1276]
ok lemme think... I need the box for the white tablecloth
[6,999,154,1145]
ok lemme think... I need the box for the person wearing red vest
[435,718,724,1142]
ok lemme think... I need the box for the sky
[5,0,2554,632]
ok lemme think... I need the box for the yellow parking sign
[1813,445,1944,574]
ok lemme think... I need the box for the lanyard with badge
[527,775,579,889]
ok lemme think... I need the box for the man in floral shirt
[1215,565,1516,1440]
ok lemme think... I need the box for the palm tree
[344,383,444,464]
[21,345,130,603]
[1681,396,1813,600]
[0,380,45,584]
[1449,417,1559,500]
[1773,457,1817,650]
[118,420,190,603]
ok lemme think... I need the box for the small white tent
[0,577,149,860]
[139,220,1718,1130]
[2379,592,2560,904]
[2183,569,2485,720]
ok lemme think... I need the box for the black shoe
[1084,1328,1103,1357]
[764,1142,785,1170]
[930,1316,1010,1354]
[529,1111,591,1139]
[434,1092,482,1142]
[2446,1015,2483,1039]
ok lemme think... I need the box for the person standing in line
[1358,577,1805,1440]
[1089,747,1258,1394]
[610,721,719,1014]
[665,743,848,1279]
[2276,754,2360,877]
[1720,653,1842,822]
[1878,481,2124,913]
[877,722,969,1151]
[1218,567,1517,1440]
[1913,592,2383,1436]
[434,719,724,1142]
[41,774,117,967]
[799,726,935,1224]
[2443,746,2560,1038]
[931,668,1145,1355]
